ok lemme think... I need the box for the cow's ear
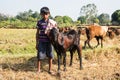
[58,34,64,45]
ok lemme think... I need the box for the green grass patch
[0,29,36,54]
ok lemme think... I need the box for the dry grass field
[0,29,120,80]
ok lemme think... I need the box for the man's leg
[37,60,41,72]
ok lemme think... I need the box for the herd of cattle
[45,24,120,74]
[58,24,120,49]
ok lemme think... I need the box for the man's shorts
[37,42,54,60]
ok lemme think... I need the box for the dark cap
[40,7,50,14]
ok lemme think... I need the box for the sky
[0,0,120,21]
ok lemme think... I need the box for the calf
[46,27,83,74]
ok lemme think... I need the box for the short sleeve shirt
[37,19,50,42]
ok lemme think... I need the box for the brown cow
[84,25,109,49]
[108,27,120,36]
[58,26,72,33]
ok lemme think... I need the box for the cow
[46,27,83,74]
[83,25,109,49]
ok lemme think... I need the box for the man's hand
[36,44,38,50]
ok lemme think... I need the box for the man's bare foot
[37,70,43,73]
[48,70,55,75]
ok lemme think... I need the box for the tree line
[0,3,120,29]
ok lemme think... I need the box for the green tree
[16,9,34,21]
[80,3,98,24]
[28,9,33,16]
[31,11,39,19]
[111,10,120,25]
[77,16,86,24]
[98,13,110,25]
[63,16,73,23]
[54,16,63,24]
[92,17,99,24]
[0,13,9,21]
[16,12,29,21]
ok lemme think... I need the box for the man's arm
[36,28,39,50]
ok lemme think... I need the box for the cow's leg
[84,39,89,49]
[101,37,103,48]
[77,45,83,70]
[63,53,66,71]
[95,37,100,48]
[69,50,73,66]
[57,54,61,74]
[88,39,93,49]
[85,36,93,49]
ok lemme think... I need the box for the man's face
[41,13,50,19]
